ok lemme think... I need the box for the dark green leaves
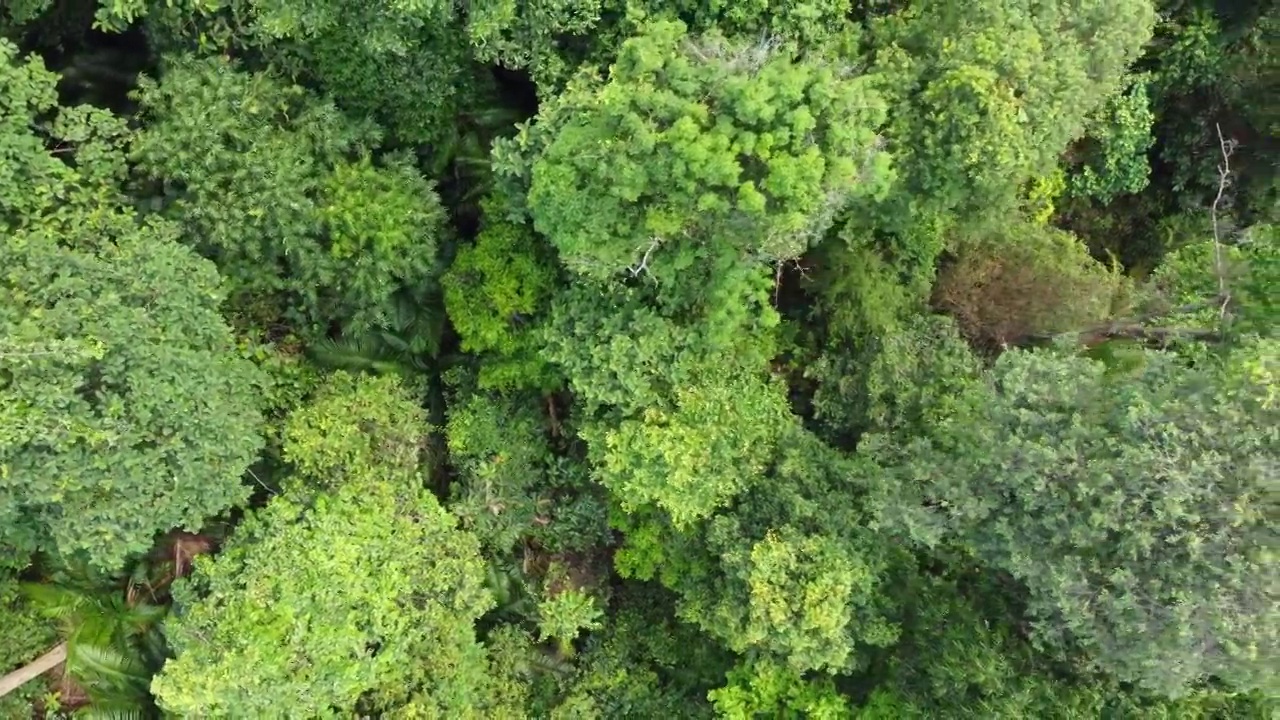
[132,56,445,341]
[1,42,264,574]
[873,349,1278,697]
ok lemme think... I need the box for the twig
[247,467,276,496]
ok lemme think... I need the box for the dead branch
[1019,295,1230,347]
[1211,123,1236,320]
[0,643,67,699]
[1077,325,1224,346]
[628,238,661,277]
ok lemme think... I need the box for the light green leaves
[443,217,559,391]
[153,373,497,717]
[588,365,791,526]
[710,657,850,719]
[537,588,604,656]
[521,20,891,283]
[735,529,890,672]
[1069,77,1156,202]
[281,371,426,490]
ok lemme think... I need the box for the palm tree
[0,532,213,718]
[16,581,166,718]
[312,294,445,375]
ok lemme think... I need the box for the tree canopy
[152,373,502,717]
[0,40,264,575]
[0,0,1275,716]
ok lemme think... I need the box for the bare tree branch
[1021,296,1229,347]
[628,238,662,277]
[1211,123,1237,321]
[771,258,813,307]
[0,643,67,699]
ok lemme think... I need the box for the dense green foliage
[1,0,1275,717]
[131,54,445,341]
[152,373,501,717]
[869,348,1277,697]
[0,40,264,575]
[515,19,891,282]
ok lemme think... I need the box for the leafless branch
[1082,325,1224,345]
[1211,124,1236,321]
[247,467,276,496]
[628,238,662,277]
[1021,297,1229,347]
[790,257,812,282]
[771,258,813,307]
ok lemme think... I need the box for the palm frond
[379,332,412,354]
[466,105,524,130]
[136,628,170,669]
[526,647,575,678]
[67,643,150,691]
[74,697,148,720]
[484,564,536,620]
[70,609,120,650]
[21,582,88,622]
[310,335,406,374]
[120,603,167,631]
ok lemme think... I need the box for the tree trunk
[0,642,67,698]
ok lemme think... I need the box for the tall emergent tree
[510,18,892,289]
[0,39,264,575]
